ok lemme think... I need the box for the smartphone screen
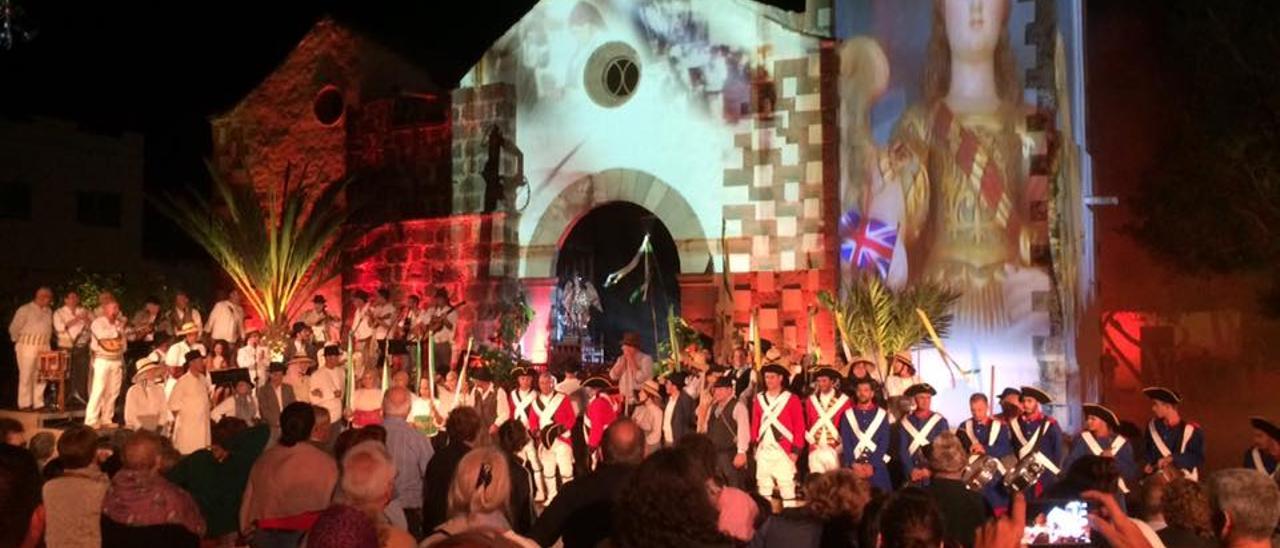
[1021,499,1092,546]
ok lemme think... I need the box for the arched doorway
[556,202,680,360]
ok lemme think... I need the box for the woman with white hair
[420,446,538,547]
[307,440,415,548]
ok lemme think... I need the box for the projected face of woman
[943,0,1006,62]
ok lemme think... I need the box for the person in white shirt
[236,330,269,385]
[165,322,206,368]
[165,291,203,339]
[309,345,346,425]
[608,332,653,409]
[86,298,128,426]
[53,290,93,404]
[211,377,259,423]
[350,290,376,374]
[423,288,458,373]
[370,288,397,366]
[299,294,339,346]
[205,289,246,345]
[169,350,212,454]
[9,286,54,410]
[124,357,171,433]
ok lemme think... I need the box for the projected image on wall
[838,0,1084,415]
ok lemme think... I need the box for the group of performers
[11,284,1280,514]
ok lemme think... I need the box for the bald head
[382,387,412,418]
[603,418,644,465]
[123,431,163,472]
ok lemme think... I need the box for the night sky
[0,0,804,256]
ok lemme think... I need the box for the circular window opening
[313,86,345,126]
[584,42,641,108]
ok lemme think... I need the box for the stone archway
[523,168,713,278]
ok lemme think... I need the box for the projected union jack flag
[839,209,898,278]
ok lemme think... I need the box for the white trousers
[538,439,574,503]
[756,443,798,507]
[85,357,123,427]
[15,343,45,409]
[808,444,841,475]
[518,438,544,500]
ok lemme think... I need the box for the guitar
[423,301,467,337]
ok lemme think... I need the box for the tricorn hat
[760,363,789,379]
[1020,386,1052,405]
[1250,416,1280,444]
[1142,386,1181,406]
[582,376,614,391]
[813,366,842,381]
[1083,403,1121,431]
[904,383,937,398]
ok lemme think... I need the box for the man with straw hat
[165,321,205,368]
[169,350,213,454]
[124,355,171,433]
[631,379,665,457]
[608,332,653,410]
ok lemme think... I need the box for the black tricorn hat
[904,383,937,398]
[1020,386,1052,405]
[1083,403,1120,431]
[1142,386,1181,405]
[1250,416,1280,444]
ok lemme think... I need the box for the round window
[584,42,641,108]
[313,86,345,126]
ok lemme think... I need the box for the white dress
[169,372,212,454]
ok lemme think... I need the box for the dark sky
[0,0,801,257]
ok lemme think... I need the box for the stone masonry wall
[451,83,518,214]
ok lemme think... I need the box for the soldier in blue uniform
[996,387,1023,424]
[840,376,892,492]
[1244,416,1280,478]
[1141,386,1205,481]
[1064,404,1138,496]
[896,383,949,486]
[956,392,1014,512]
[1010,386,1063,497]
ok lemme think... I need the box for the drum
[961,454,1003,491]
[37,350,70,381]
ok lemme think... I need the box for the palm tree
[818,272,962,383]
[154,162,354,350]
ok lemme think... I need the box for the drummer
[956,392,1015,513]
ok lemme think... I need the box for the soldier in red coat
[804,366,852,474]
[582,376,621,469]
[531,371,576,503]
[751,363,806,508]
[507,366,545,501]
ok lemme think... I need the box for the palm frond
[151,163,355,336]
[819,271,961,378]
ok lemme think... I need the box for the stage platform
[0,408,86,434]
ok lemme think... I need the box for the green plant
[492,281,534,353]
[153,162,354,344]
[818,272,960,381]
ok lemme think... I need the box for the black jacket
[421,441,472,533]
[529,463,636,548]
[667,391,696,446]
[923,477,992,548]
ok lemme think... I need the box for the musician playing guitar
[424,288,459,373]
